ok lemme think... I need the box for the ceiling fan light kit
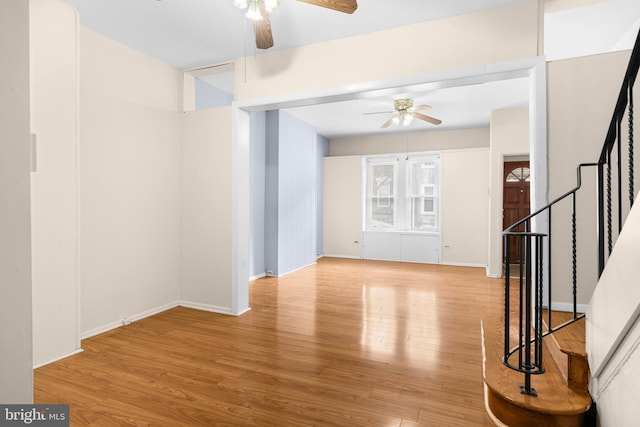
[245,1,265,21]
[264,0,281,12]
[233,0,249,11]
[373,98,442,129]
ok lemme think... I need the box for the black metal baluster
[607,153,613,255]
[521,233,535,396]
[504,235,511,361]
[535,235,544,370]
[597,163,606,276]
[630,81,635,207]
[572,193,578,318]
[518,233,525,369]
[618,116,623,233]
[547,208,552,328]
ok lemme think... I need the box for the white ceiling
[63,0,640,138]
[283,77,531,137]
[544,0,640,61]
[63,0,528,69]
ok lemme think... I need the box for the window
[506,166,530,182]
[366,161,396,229]
[365,154,440,231]
[409,160,438,230]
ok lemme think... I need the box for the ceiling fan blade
[412,105,432,112]
[363,110,395,115]
[253,5,274,49]
[414,112,442,126]
[381,116,396,128]
[296,0,358,14]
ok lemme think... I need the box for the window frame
[365,159,398,230]
[364,153,440,232]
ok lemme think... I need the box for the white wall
[441,148,490,266]
[487,107,530,277]
[181,107,233,313]
[547,50,633,305]
[0,0,33,403]
[79,28,182,337]
[235,1,539,100]
[323,143,490,267]
[330,128,490,156]
[587,199,640,427]
[323,156,362,258]
[30,0,81,367]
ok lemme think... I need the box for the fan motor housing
[394,98,413,112]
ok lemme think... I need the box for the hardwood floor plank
[35,258,504,426]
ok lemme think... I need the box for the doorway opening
[503,159,531,276]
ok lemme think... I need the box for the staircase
[483,308,593,427]
[483,313,591,427]
[482,27,640,427]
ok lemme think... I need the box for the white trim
[322,254,361,260]
[440,261,488,269]
[528,56,550,308]
[486,266,501,278]
[179,300,233,315]
[44,297,251,367]
[231,307,252,316]
[81,320,128,340]
[33,349,84,369]
[250,272,267,281]
[550,302,589,314]
[231,106,251,316]
[591,302,640,379]
[80,301,180,340]
[80,299,250,341]
[274,261,317,278]
[590,315,640,400]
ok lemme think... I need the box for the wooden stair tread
[542,310,589,391]
[482,314,591,427]
[542,310,586,356]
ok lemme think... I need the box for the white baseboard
[42,300,240,367]
[80,299,245,342]
[250,272,267,281]
[274,261,318,278]
[33,348,84,369]
[322,254,361,260]
[231,307,252,316]
[81,301,180,340]
[485,265,501,278]
[551,302,589,314]
[440,261,488,268]
[179,300,233,315]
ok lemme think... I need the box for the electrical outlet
[122,317,132,326]
[266,270,274,276]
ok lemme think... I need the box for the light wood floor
[34,258,505,426]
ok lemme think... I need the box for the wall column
[0,0,33,403]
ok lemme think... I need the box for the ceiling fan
[365,98,442,128]
[232,0,358,49]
